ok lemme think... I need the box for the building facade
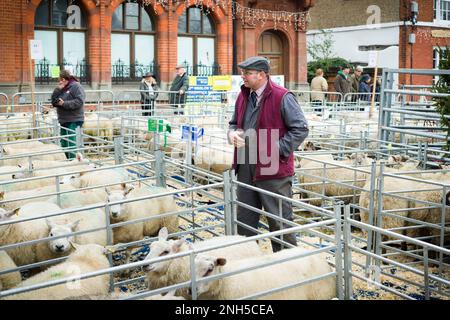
[307,0,450,86]
[0,0,314,95]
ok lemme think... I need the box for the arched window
[177,7,218,76]
[34,0,88,83]
[111,1,157,83]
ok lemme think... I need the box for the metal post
[55,176,61,207]
[343,205,353,299]
[189,252,198,300]
[230,169,238,235]
[155,150,166,188]
[75,126,83,155]
[114,136,124,165]
[52,118,60,146]
[104,203,115,293]
[223,170,233,235]
[334,201,344,300]
[374,162,386,271]
[424,247,430,300]
[185,124,193,185]
[365,161,378,276]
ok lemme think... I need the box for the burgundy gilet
[232,78,294,180]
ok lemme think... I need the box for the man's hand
[179,89,184,95]
[56,98,64,106]
[229,130,245,148]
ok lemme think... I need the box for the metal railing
[111,60,160,84]
[34,58,90,85]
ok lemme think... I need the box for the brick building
[307,0,450,86]
[0,0,314,95]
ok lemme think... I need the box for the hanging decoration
[141,0,310,31]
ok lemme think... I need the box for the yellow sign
[50,66,60,78]
[432,30,450,38]
[212,75,232,91]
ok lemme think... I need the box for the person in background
[228,56,309,253]
[358,74,372,102]
[169,64,189,115]
[140,72,159,117]
[51,69,85,160]
[350,66,363,95]
[334,64,352,101]
[310,68,328,115]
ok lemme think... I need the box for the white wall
[307,25,400,69]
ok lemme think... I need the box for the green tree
[307,30,350,83]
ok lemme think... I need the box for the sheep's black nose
[12,174,16,179]
[56,245,64,251]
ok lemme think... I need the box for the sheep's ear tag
[104,245,116,254]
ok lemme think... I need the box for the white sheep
[0,202,70,268]
[298,153,370,205]
[2,243,110,300]
[192,246,336,300]
[0,250,22,291]
[68,168,130,189]
[64,289,186,300]
[359,173,450,244]
[0,165,26,181]
[2,143,67,163]
[46,188,108,209]
[82,114,114,140]
[144,227,265,298]
[0,184,76,210]
[106,184,179,245]
[45,208,108,256]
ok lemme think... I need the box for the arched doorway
[258,31,284,75]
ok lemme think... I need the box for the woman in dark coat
[139,72,159,117]
[358,74,372,101]
[51,69,85,159]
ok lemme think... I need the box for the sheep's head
[46,219,80,254]
[105,183,134,219]
[0,207,18,222]
[144,227,185,273]
[189,254,226,297]
[11,164,30,180]
[63,172,83,187]
[347,153,368,166]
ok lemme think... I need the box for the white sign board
[368,51,378,68]
[29,40,44,60]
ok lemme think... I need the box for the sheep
[45,208,107,256]
[0,165,26,181]
[1,143,66,165]
[16,152,91,171]
[359,174,450,245]
[82,114,114,140]
[0,202,70,268]
[144,227,265,298]
[298,153,370,205]
[46,188,108,209]
[68,168,130,190]
[2,243,110,300]
[64,290,185,300]
[0,184,76,210]
[106,184,179,245]
[0,250,22,291]
[193,145,233,174]
[192,246,336,300]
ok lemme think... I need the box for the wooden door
[258,31,283,75]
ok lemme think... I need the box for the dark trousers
[60,121,83,159]
[236,164,297,252]
[141,100,154,117]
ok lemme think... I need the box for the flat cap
[238,56,270,73]
[175,63,187,69]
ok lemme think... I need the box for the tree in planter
[307,30,350,83]
[432,46,450,151]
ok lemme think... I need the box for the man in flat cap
[334,63,352,101]
[228,56,309,252]
[169,64,189,115]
